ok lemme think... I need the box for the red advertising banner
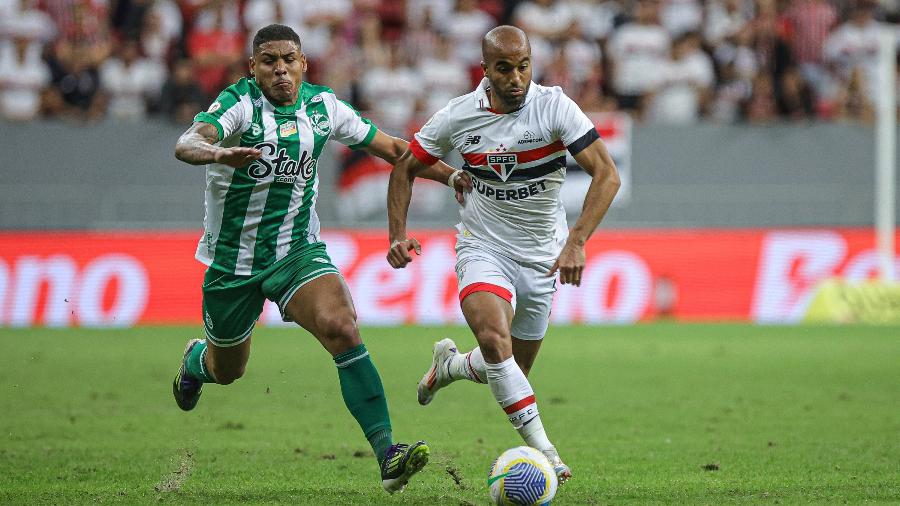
[0,229,897,327]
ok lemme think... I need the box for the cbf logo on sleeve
[486,153,518,181]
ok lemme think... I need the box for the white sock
[447,347,487,383]
[484,356,554,452]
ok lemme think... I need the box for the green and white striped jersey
[193,78,377,275]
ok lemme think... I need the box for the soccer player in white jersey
[170,24,469,494]
[386,26,621,483]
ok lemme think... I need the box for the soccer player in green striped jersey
[170,24,469,494]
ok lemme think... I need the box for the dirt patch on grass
[154,450,194,493]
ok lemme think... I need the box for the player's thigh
[509,259,555,342]
[461,292,515,361]
[201,267,265,349]
[282,273,361,355]
[259,244,358,355]
[456,247,517,359]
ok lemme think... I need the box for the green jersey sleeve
[194,85,248,141]
[330,98,378,149]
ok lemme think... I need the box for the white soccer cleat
[542,447,572,484]
[416,338,458,406]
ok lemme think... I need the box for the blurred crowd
[1,0,899,130]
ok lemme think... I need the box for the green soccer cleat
[172,339,204,411]
[380,441,430,494]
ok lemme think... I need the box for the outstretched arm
[385,149,433,268]
[174,122,261,168]
[549,138,621,286]
[363,130,470,194]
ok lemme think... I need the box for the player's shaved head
[480,26,532,113]
[481,25,530,63]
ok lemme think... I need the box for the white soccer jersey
[410,78,599,262]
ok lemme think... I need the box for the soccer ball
[488,446,558,505]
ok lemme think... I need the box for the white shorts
[455,241,557,340]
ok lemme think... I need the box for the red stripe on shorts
[459,282,512,303]
[503,395,536,414]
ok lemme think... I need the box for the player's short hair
[252,24,301,53]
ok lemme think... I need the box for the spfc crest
[486,153,518,181]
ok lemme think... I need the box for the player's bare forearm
[417,161,459,185]
[365,131,457,185]
[568,140,621,245]
[175,122,223,165]
[387,150,424,243]
[363,130,408,165]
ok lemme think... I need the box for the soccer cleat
[417,338,458,406]
[380,441,430,493]
[172,339,204,411]
[542,447,572,484]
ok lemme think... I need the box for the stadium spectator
[646,31,715,124]
[823,0,883,104]
[359,43,421,135]
[512,0,574,44]
[439,0,495,67]
[44,44,105,120]
[406,0,454,32]
[776,65,816,120]
[242,0,305,42]
[0,0,892,126]
[783,0,838,98]
[138,0,182,62]
[567,0,622,42]
[0,29,50,120]
[159,57,207,124]
[744,72,779,123]
[704,0,751,46]
[606,0,671,114]
[418,32,469,115]
[561,19,603,92]
[99,40,166,120]
[185,0,245,97]
[709,57,754,122]
[831,66,876,122]
[660,0,704,36]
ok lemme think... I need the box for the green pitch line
[1,324,898,505]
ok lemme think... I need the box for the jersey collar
[473,77,536,114]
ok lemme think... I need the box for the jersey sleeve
[410,105,453,165]
[552,91,599,156]
[329,98,378,149]
[194,86,248,141]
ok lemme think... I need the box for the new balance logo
[463,135,481,147]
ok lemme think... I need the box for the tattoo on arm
[174,122,222,165]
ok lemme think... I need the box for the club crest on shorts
[486,153,518,181]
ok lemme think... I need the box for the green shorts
[201,242,340,347]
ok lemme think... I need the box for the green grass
[1,324,898,505]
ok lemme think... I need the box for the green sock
[184,340,216,383]
[334,344,393,462]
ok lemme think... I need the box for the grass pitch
[1,324,898,505]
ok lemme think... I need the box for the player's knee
[318,313,360,348]
[476,329,511,362]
